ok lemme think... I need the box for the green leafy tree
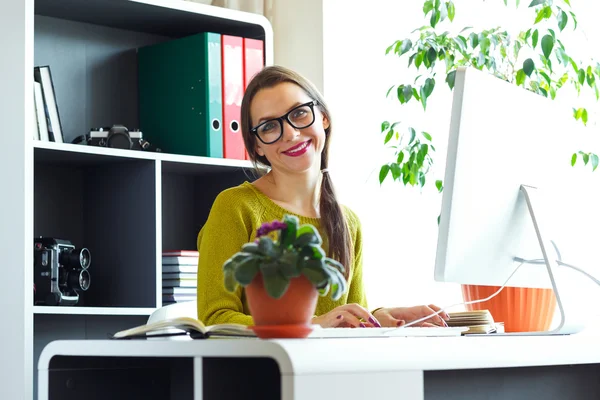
[379,0,600,189]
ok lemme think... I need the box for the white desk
[38,333,600,400]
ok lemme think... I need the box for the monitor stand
[495,185,586,336]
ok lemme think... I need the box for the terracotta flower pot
[461,284,557,332]
[245,273,318,339]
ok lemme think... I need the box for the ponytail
[319,169,353,280]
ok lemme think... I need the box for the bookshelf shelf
[33,306,156,316]
[34,139,257,171]
[0,1,274,398]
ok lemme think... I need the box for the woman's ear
[255,144,265,157]
[322,114,330,130]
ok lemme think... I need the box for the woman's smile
[282,139,312,157]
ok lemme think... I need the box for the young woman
[196,65,449,328]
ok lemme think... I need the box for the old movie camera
[72,124,158,151]
[34,237,91,306]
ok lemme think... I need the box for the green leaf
[234,257,260,285]
[430,9,440,28]
[555,47,569,67]
[539,71,552,86]
[446,70,456,89]
[587,66,596,87]
[241,242,262,255]
[523,59,535,77]
[569,11,577,30]
[415,51,424,68]
[257,237,277,258]
[260,262,290,299]
[423,77,435,97]
[280,214,299,247]
[528,0,545,6]
[516,69,526,85]
[400,39,412,56]
[563,0,571,5]
[541,34,554,59]
[379,164,390,184]
[583,153,590,165]
[535,8,545,23]
[296,225,321,244]
[397,151,405,164]
[571,153,577,166]
[301,259,328,288]
[391,163,402,180]
[294,232,320,248]
[469,32,479,48]
[423,0,434,15]
[591,154,599,171]
[582,108,588,125]
[578,68,585,85]
[447,1,455,21]
[531,29,539,48]
[402,85,412,104]
[427,47,437,65]
[279,252,301,278]
[422,131,433,141]
[385,42,396,55]
[558,10,568,31]
[435,180,443,192]
[397,85,406,104]
[413,88,421,101]
[408,127,417,144]
[418,173,426,187]
[384,129,393,144]
[381,121,390,132]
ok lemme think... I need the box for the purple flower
[256,220,288,237]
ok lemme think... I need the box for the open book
[447,310,504,334]
[111,317,256,340]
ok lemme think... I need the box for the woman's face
[250,82,329,175]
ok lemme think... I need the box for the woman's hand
[312,303,382,328]
[373,304,450,328]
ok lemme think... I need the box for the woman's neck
[257,163,323,218]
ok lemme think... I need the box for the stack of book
[447,310,505,335]
[162,250,199,305]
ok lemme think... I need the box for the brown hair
[240,65,352,278]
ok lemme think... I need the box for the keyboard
[308,326,468,338]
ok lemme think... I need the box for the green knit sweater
[196,181,368,326]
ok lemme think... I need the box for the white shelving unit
[1,0,272,398]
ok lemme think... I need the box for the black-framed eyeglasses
[251,100,318,144]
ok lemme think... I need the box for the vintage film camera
[34,237,91,306]
[72,124,158,151]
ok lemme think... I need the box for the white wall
[272,0,600,312]
[270,0,325,93]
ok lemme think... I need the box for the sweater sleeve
[196,189,256,326]
[344,207,369,310]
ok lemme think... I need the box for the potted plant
[222,214,347,338]
[378,0,599,332]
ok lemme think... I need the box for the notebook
[447,310,504,334]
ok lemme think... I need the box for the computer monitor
[434,66,596,335]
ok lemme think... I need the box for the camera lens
[60,248,91,269]
[68,269,91,291]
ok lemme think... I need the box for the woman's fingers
[335,311,363,328]
[342,303,382,327]
[428,304,450,321]
[421,305,448,326]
